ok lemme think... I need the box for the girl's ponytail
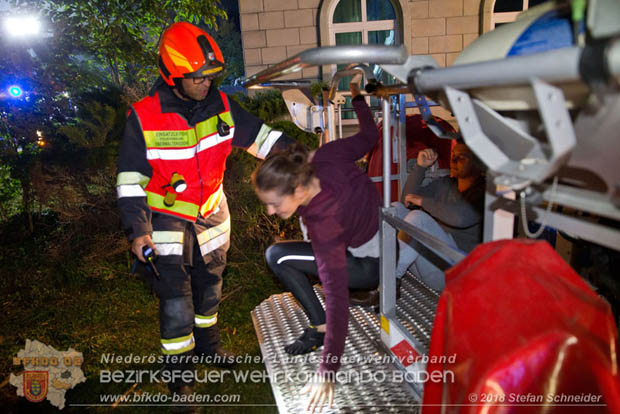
[252,143,315,195]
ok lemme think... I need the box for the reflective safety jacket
[116,79,292,263]
[133,89,232,221]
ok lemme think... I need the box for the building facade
[239,0,542,81]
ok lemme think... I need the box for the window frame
[488,0,539,31]
[327,0,398,123]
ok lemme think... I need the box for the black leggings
[265,241,379,326]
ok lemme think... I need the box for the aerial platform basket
[244,1,620,412]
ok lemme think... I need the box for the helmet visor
[183,62,224,79]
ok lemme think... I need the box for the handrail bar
[382,209,467,266]
[242,45,408,88]
[412,42,620,93]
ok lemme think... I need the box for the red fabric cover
[423,239,620,414]
[367,114,454,202]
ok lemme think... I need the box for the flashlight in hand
[142,245,161,279]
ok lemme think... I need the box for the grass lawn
[0,151,298,413]
[0,235,285,413]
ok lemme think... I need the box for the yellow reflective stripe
[117,184,147,198]
[152,231,184,257]
[197,216,231,246]
[199,185,224,217]
[152,231,184,244]
[117,171,150,187]
[253,124,271,156]
[201,66,223,76]
[221,111,234,125]
[146,191,199,217]
[164,44,194,73]
[146,188,225,219]
[142,111,232,157]
[144,127,234,161]
[143,129,197,148]
[194,313,218,328]
[255,126,283,159]
[161,334,195,355]
[199,232,229,256]
[194,112,233,140]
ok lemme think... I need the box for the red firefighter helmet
[158,22,225,86]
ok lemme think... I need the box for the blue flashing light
[8,86,23,97]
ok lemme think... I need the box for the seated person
[251,82,381,409]
[394,141,485,291]
[367,114,454,200]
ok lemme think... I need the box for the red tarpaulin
[423,239,620,414]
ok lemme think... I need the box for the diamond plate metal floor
[395,274,441,352]
[251,273,439,413]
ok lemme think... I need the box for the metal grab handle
[382,210,467,266]
[242,45,408,88]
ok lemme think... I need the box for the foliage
[209,0,243,85]
[0,38,71,231]
[208,18,244,85]
[58,101,117,149]
[269,120,319,149]
[310,81,330,103]
[231,90,289,123]
[0,165,21,221]
[0,30,128,229]
[208,0,243,85]
[10,0,227,90]
[230,89,320,148]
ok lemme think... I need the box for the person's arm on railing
[315,81,380,162]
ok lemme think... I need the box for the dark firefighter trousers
[144,225,227,388]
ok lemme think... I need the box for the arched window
[323,0,401,119]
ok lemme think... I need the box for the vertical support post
[483,186,495,243]
[327,104,335,144]
[322,89,330,145]
[483,180,516,242]
[382,97,391,207]
[380,209,397,318]
[398,94,407,199]
[338,104,343,139]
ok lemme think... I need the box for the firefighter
[116,22,293,406]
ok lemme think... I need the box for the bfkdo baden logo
[24,371,49,402]
[10,339,86,410]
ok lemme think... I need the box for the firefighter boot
[168,384,199,414]
[194,325,237,368]
[164,351,198,414]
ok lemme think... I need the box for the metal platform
[251,274,439,413]
[394,275,440,352]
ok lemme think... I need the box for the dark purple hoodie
[297,96,381,374]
